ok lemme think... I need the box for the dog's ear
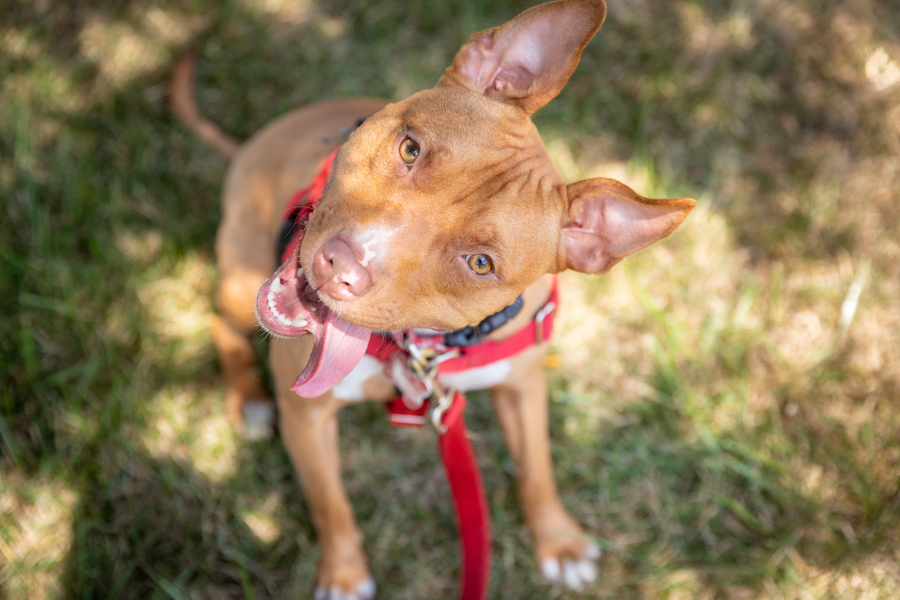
[438,0,606,115]
[559,178,696,274]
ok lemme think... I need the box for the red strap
[280,149,339,265]
[439,393,491,600]
[439,280,557,373]
[365,278,558,371]
[385,396,428,427]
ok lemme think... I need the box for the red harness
[280,150,557,600]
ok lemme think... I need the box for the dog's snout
[313,237,374,300]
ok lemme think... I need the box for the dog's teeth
[270,277,284,292]
[290,277,298,285]
[292,318,308,328]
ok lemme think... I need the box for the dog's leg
[491,346,599,591]
[270,335,376,600]
[212,267,274,439]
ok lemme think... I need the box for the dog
[171,0,694,597]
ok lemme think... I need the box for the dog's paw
[532,511,601,592]
[314,559,376,600]
[540,543,600,591]
[313,577,375,600]
[241,399,276,440]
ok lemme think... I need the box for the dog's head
[257,0,695,395]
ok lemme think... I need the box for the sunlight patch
[584,159,652,193]
[799,551,900,599]
[138,252,215,364]
[238,0,312,25]
[1,478,77,599]
[239,494,283,544]
[866,47,900,91]
[79,8,206,89]
[546,138,582,182]
[115,228,163,263]
[141,385,239,483]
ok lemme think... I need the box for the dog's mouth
[256,253,371,397]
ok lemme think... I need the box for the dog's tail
[169,51,240,160]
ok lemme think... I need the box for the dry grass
[2,0,899,598]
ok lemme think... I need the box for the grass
[2,0,900,597]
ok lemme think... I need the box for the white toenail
[585,543,602,559]
[563,559,583,590]
[541,557,561,582]
[356,577,376,599]
[314,588,327,600]
[577,559,597,583]
[332,586,353,600]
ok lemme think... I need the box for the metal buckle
[398,336,461,434]
[430,384,455,434]
[534,301,556,344]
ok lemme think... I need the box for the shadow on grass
[2,0,899,597]
[57,444,310,599]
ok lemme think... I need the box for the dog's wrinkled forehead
[336,89,532,196]
[324,86,563,263]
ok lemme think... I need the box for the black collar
[442,295,524,347]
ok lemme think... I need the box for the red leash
[438,393,492,600]
[387,391,491,600]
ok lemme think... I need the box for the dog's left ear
[438,0,607,115]
[559,178,696,274]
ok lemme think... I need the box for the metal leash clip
[429,381,459,434]
[398,334,461,434]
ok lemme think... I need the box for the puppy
[171,1,694,596]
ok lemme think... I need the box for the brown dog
[172,0,694,597]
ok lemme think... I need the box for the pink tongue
[290,307,371,398]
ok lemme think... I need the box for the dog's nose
[312,237,374,300]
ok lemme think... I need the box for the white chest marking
[438,360,512,392]
[331,355,387,402]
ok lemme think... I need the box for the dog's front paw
[533,512,601,592]
[539,542,600,591]
[240,399,276,440]
[314,557,376,600]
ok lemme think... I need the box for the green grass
[3,0,900,598]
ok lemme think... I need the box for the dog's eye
[467,254,493,276]
[399,138,420,165]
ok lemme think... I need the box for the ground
[2,0,900,598]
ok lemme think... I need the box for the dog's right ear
[438,0,606,115]
[558,178,696,275]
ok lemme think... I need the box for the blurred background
[1,0,898,598]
